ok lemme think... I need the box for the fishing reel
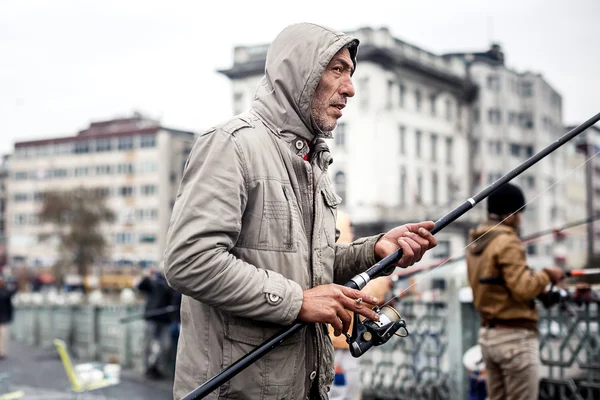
[537,284,570,309]
[346,305,409,358]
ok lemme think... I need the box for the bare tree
[38,187,115,282]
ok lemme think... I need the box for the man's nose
[340,76,355,98]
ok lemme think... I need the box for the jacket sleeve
[332,234,385,285]
[163,128,303,325]
[498,236,551,302]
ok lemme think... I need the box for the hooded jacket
[466,221,551,330]
[164,23,382,399]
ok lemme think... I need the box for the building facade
[6,113,196,275]
[445,45,568,259]
[569,124,600,266]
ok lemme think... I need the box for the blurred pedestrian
[136,268,176,379]
[0,275,18,359]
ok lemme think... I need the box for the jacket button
[268,293,280,304]
[309,371,317,380]
[295,140,305,150]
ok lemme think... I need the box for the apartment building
[445,45,568,258]
[7,113,196,272]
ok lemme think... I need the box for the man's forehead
[329,48,354,70]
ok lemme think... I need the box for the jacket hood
[252,23,359,143]
[468,221,517,255]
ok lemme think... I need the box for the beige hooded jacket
[164,23,382,399]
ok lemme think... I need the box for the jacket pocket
[220,316,303,397]
[321,183,341,247]
[255,181,299,252]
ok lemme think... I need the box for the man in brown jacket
[466,183,565,400]
[164,23,437,399]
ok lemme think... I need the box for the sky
[1,0,599,154]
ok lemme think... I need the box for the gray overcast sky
[1,0,598,154]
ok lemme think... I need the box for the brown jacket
[466,221,550,329]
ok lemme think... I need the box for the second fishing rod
[183,111,600,400]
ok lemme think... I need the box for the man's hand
[543,267,566,284]
[374,221,437,268]
[298,284,381,336]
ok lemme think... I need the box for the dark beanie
[487,182,526,216]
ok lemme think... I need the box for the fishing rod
[391,213,600,282]
[481,268,600,308]
[119,305,178,323]
[183,111,600,400]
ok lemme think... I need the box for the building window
[416,172,423,203]
[114,232,134,245]
[139,162,157,173]
[96,165,112,175]
[141,184,157,196]
[510,143,521,157]
[399,167,406,205]
[53,168,68,178]
[13,193,28,202]
[488,140,502,155]
[335,123,346,148]
[432,171,438,205]
[487,75,501,91]
[446,137,453,165]
[445,99,452,121]
[430,94,436,116]
[386,80,394,109]
[525,145,534,157]
[334,171,346,204]
[96,138,112,152]
[431,134,438,162]
[488,108,502,125]
[473,108,480,123]
[520,112,534,129]
[415,130,422,158]
[74,141,90,154]
[139,234,157,244]
[140,134,156,148]
[399,83,405,107]
[399,125,406,155]
[431,240,450,259]
[74,167,89,177]
[233,92,244,115]
[118,136,134,151]
[521,81,534,97]
[415,89,422,111]
[13,171,28,181]
[117,163,134,174]
[119,186,134,197]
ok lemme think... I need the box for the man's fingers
[338,308,352,334]
[417,227,437,248]
[404,221,435,233]
[397,239,415,267]
[340,287,379,305]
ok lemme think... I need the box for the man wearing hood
[466,183,565,400]
[164,23,437,399]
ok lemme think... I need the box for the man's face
[311,48,355,132]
